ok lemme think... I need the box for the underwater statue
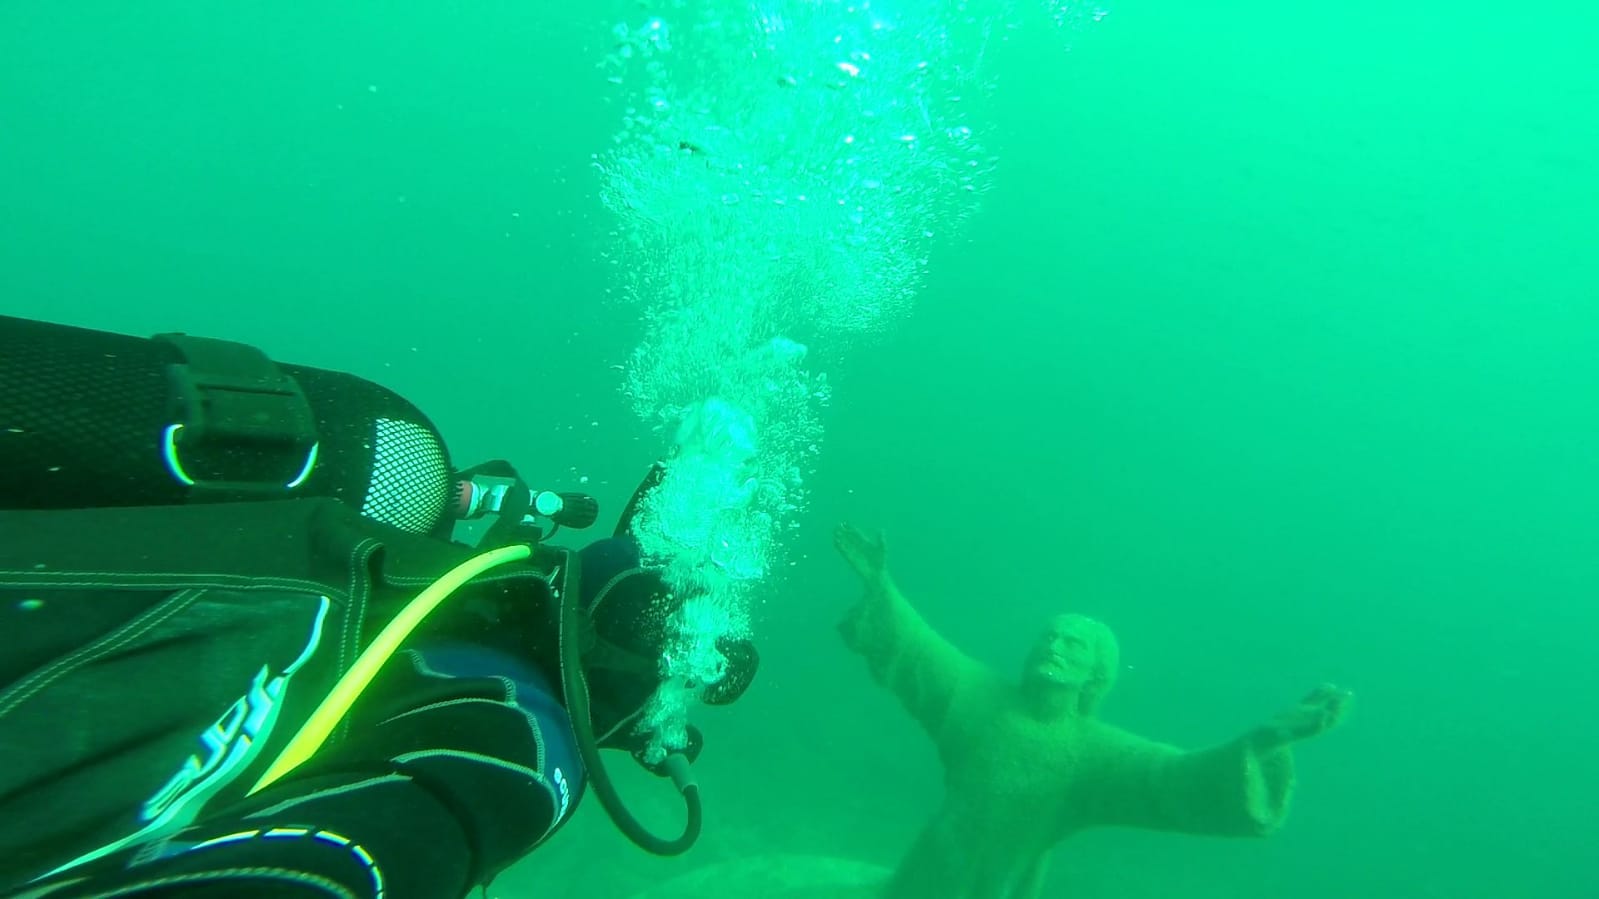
[833,522,1352,899]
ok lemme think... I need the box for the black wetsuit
[0,498,587,899]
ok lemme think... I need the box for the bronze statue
[834,523,1352,899]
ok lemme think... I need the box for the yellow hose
[248,543,533,795]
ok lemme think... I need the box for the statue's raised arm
[833,523,991,745]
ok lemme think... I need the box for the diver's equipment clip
[448,460,599,547]
[455,478,599,532]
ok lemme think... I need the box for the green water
[2,2,1595,897]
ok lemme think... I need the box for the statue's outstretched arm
[1075,722,1297,838]
[834,523,988,741]
[1073,685,1351,836]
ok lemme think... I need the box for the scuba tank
[1,314,452,534]
[0,314,594,543]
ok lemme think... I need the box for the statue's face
[1025,614,1099,689]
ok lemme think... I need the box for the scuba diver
[0,314,758,898]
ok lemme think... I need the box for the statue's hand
[834,522,888,585]
[1251,683,1353,752]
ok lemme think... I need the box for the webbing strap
[152,332,319,496]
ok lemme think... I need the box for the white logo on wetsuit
[553,767,571,819]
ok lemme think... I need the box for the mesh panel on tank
[361,418,450,534]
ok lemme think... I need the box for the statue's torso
[886,678,1111,899]
[939,681,1100,837]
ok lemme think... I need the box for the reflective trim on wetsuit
[13,641,587,899]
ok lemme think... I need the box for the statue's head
[1021,613,1120,716]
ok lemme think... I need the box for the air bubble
[592,0,1000,761]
